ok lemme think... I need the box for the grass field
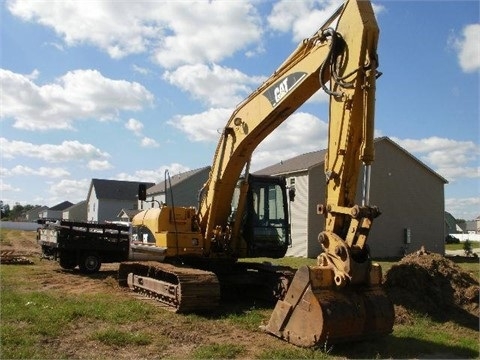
[1,229,479,359]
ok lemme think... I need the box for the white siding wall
[98,199,136,223]
[87,188,99,222]
[286,172,309,257]
[307,164,326,258]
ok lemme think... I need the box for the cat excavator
[119,0,394,346]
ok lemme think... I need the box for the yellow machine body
[124,0,394,346]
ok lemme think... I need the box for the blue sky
[1,0,479,221]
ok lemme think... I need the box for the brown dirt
[0,229,295,359]
[2,229,479,358]
[384,250,479,328]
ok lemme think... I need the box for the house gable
[86,178,155,222]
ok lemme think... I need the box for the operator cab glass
[243,175,290,258]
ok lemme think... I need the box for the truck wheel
[79,253,101,274]
[59,255,76,270]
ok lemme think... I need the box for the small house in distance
[87,179,155,223]
[25,205,48,222]
[62,201,87,222]
[40,201,74,220]
[139,167,211,210]
[255,137,448,258]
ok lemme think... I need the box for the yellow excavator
[119,0,394,346]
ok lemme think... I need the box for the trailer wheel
[79,253,101,273]
[59,255,76,270]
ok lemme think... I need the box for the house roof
[255,137,448,184]
[26,205,48,215]
[89,179,155,200]
[465,220,477,232]
[117,208,142,218]
[49,201,74,211]
[254,149,326,176]
[445,211,462,233]
[147,166,210,195]
[64,200,86,211]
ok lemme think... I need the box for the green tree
[463,239,473,256]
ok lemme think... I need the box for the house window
[289,178,295,186]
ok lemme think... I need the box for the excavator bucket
[263,264,394,347]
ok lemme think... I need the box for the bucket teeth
[263,265,394,347]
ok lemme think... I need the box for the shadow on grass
[332,335,479,359]
[55,268,118,280]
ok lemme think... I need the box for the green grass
[446,242,480,251]
[1,229,478,359]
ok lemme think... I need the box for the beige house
[40,201,74,221]
[255,137,448,258]
[62,201,87,222]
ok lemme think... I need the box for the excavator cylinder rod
[263,265,394,347]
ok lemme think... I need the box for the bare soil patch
[384,250,479,329]
[2,228,479,359]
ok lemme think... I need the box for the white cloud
[87,160,113,171]
[124,119,159,147]
[268,0,343,42]
[0,181,20,192]
[268,0,384,42]
[450,24,480,73]
[125,118,144,136]
[2,165,70,178]
[0,69,154,130]
[141,137,160,148]
[252,112,328,170]
[168,108,232,142]
[391,137,480,182]
[163,64,265,108]
[168,109,328,170]
[132,64,150,75]
[0,138,110,163]
[48,178,90,203]
[445,197,480,221]
[116,163,190,183]
[7,1,262,68]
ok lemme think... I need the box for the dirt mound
[384,251,479,326]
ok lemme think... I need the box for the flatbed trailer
[37,220,130,273]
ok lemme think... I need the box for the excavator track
[118,261,220,313]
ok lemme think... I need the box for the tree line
[0,201,40,221]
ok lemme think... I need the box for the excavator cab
[230,174,291,259]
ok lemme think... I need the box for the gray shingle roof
[255,150,326,176]
[49,201,74,211]
[255,137,448,184]
[91,179,155,200]
[147,166,210,195]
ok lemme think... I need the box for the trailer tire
[79,253,101,274]
[59,255,76,270]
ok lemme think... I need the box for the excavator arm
[199,0,380,262]
[258,0,395,346]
